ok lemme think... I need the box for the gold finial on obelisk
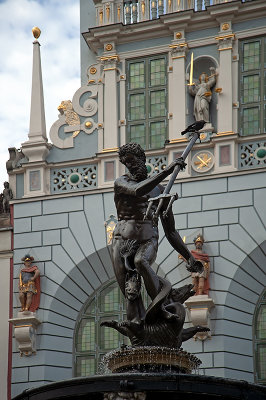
[32,26,41,39]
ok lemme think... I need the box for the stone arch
[43,243,165,380]
[253,286,266,384]
[221,240,266,381]
[41,245,114,381]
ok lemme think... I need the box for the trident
[144,130,201,222]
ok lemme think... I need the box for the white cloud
[0,0,80,186]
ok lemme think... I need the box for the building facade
[2,0,266,398]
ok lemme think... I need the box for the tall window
[254,289,266,384]
[74,280,149,376]
[240,37,266,136]
[127,55,168,149]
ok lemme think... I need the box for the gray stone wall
[11,171,266,396]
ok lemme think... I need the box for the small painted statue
[19,255,40,312]
[191,234,210,296]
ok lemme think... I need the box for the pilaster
[101,46,120,151]
[216,25,235,135]
[169,33,188,141]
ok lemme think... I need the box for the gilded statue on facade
[19,255,41,312]
[188,67,217,122]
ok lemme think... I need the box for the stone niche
[186,55,219,133]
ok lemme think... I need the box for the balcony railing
[95,0,252,26]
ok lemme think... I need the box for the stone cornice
[82,0,266,53]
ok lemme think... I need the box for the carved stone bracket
[9,311,41,356]
[185,295,215,341]
[215,34,235,51]
[169,43,188,59]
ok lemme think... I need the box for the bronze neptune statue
[102,128,209,349]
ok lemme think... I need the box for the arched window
[74,279,149,376]
[254,289,266,384]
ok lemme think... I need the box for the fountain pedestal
[101,346,201,374]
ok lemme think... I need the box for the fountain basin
[101,346,201,374]
[13,373,266,400]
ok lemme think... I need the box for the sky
[0,0,81,185]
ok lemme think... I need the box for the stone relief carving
[49,84,98,149]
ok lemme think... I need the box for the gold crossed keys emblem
[192,151,214,172]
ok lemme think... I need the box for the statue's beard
[128,160,147,182]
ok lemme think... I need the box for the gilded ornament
[106,4,110,21]
[176,32,182,39]
[192,151,214,173]
[117,6,121,20]
[57,100,80,138]
[200,133,207,140]
[168,0,171,9]
[99,10,103,25]
[32,26,41,39]
[90,67,97,75]
[222,23,230,31]
[105,216,117,245]
[98,123,103,128]
[85,121,93,128]
[105,43,113,51]
[215,88,222,93]
[141,1,145,15]
[120,75,125,79]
